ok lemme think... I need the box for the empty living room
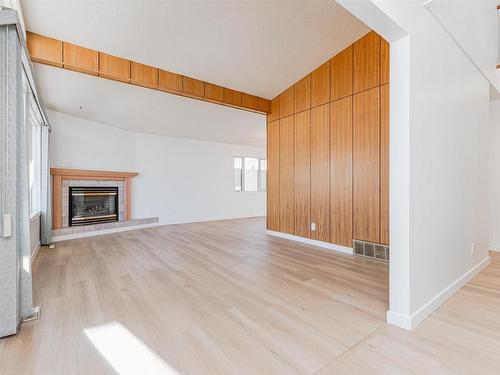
[1,0,500,374]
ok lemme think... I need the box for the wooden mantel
[50,168,138,229]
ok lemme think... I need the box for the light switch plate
[311,222,316,231]
[3,214,12,237]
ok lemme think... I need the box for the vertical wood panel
[294,111,311,238]
[311,61,330,107]
[183,77,205,97]
[224,88,242,106]
[279,116,295,234]
[269,97,280,122]
[331,45,353,101]
[280,87,295,118]
[353,87,380,242]
[242,93,259,110]
[330,97,352,247]
[381,38,390,85]
[204,83,224,102]
[294,75,311,113]
[353,31,380,94]
[63,42,98,75]
[130,62,158,88]
[380,84,389,245]
[99,53,130,82]
[311,104,330,242]
[267,121,280,231]
[158,70,183,93]
[258,97,270,113]
[27,32,63,67]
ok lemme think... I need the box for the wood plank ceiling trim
[26,31,271,115]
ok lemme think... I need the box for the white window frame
[258,158,267,192]
[233,156,267,192]
[233,156,243,192]
[25,85,42,216]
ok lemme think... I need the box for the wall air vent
[353,240,389,263]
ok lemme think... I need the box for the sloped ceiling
[22,0,369,146]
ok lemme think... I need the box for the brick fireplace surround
[50,168,138,230]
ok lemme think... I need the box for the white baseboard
[31,242,41,263]
[386,310,412,330]
[52,222,163,242]
[266,230,353,255]
[387,255,491,330]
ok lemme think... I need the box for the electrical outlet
[471,243,475,256]
[2,214,12,237]
[311,222,316,231]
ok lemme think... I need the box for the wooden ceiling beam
[26,31,270,114]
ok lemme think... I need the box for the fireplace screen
[69,187,118,226]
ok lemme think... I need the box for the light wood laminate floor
[0,217,499,374]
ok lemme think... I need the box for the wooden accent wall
[294,111,311,238]
[26,31,270,115]
[380,84,390,244]
[279,116,295,234]
[310,104,330,242]
[267,121,280,231]
[266,31,390,247]
[353,87,380,242]
[330,97,352,247]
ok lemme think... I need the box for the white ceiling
[34,64,266,147]
[21,0,369,99]
[22,0,369,147]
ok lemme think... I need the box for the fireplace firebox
[69,187,119,226]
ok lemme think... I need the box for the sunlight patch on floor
[84,321,179,375]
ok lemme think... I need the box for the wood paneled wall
[267,121,280,231]
[310,104,330,242]
[279,116,295,234]
[353,87,380,242]
[294,110,311,238]
[26,32,270,115]
[330,97,352,247]
[267,31,390,246]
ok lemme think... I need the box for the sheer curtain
[40,123,52,245]
[0,23,34,337]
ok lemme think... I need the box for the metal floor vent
[353,240,389,263]
[21,305,41,323]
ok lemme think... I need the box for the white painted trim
[489,245,500,252]
[386,310,412,330]
[31,242,41,264]
[387,256,491,330]
[266,230,353,255]
[52,222,162,242]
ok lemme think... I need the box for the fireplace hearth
[69,187,118,226]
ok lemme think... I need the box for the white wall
[426,0,499,92]
[339,0,492,329]
[50,110,135,172]
[29,213,40,258]
[48,110,266,225]
[490,100,500,251]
